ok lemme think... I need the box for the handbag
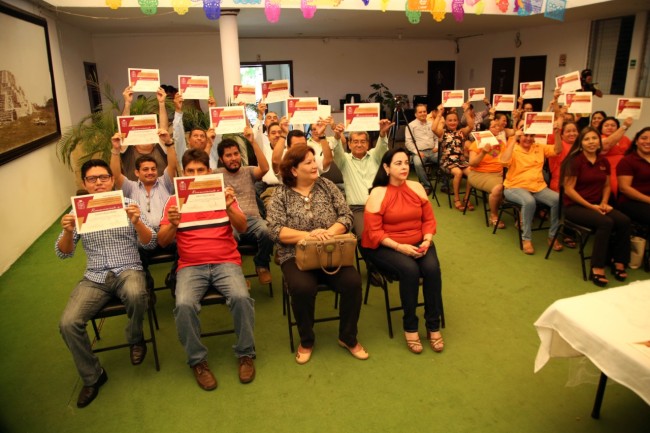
[629,236,646,270]
[295,233,357,275]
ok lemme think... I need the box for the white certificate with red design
[233,85,257,104]
[71,191,128,234]
[344,103,380,132]
[178,75,209,100]
[175,174,225,213]
[492,94,516,111]
[117,115,159,146]
[520,81,544,99]
[128,68,160,93]
[555,70,582,93]
[442,90,465,108]
[286,97,320,125]
[524,112,555,135]
[208,106,246,134]
[616,98,643,120]
[468,87,486,102]
[564,92,593,114]
[261,80,290,103]
[471,131,499,149]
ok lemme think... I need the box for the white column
[219,9,241,104]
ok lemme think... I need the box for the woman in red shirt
[361,148,443,355]
[598,116,634,198]
[561,127,631,287]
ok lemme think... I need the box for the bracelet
[319,136,327,140]
[280,135,286,139]
[164,138,175,147]
[622,125,628,130]
[111,150,120,155]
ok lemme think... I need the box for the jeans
[361,244,443,332]
[234,216,274,269]
[174,263,255,366]
[412,149,438,190]
[59,269,147,386]
[504,187,559,241]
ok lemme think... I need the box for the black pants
[564,205,631,268]
[281,259,362,349]
[618,200,650,226]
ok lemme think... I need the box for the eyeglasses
[84,174,112,184]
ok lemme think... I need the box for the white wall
[0,0,92,275]
[456,16,650,137]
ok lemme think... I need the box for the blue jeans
[59,269,147,386]
[412,148,438,190]
[503,187,559,241]
[234,216,273,269]
[174,263,255,366]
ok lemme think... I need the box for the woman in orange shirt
[598,116,633,198]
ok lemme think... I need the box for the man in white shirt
[405,104,438,195]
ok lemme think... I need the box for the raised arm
[432,104,444,139]
[159,129,177,178]
[602,118,633,151]
[157,87,168,131]
[122,86,133,116]
[246,126,269,179]
[110,133,127,189]
[459,102,474,136]
[313,118,332,171]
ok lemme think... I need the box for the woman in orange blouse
[361,148,443,355]
[598,116,634,198]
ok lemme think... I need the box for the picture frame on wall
[0,2,60,166]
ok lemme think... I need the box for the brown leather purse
[294,233,357,275]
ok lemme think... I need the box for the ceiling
[32,0,648,40]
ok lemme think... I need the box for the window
[587,16,635,95]
[637,18,650,97]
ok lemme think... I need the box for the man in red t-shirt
[158,149,256,391]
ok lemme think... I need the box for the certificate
[442,90,464,108]
[523,112,555,135]
[468,87,486,102]
[344,103,380,132]
[209,106,246,134]
[318,104,332,119]
[175,174,226,213]
[286,97,320,125]
[71,191,128,234]
[117,115,159,146]
[128,68,160,93]
[520,81,543,99]
[471,131,499,148]
[178,75,209,100]
[261,80,290,103]
[616,98,643,120]
[233,85,257,104]
[564,92,593,114]
[492,94,515,111]
[555,70,582,93]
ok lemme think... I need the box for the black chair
[545,195,593,280]
[363,261,445,339]
[463,186,490,227]
[493,199,550,250]
[199,287,236,338]
[283,279,340,352]
[90,288,161,371]
[431,145,474,209]
[238,243,273,297]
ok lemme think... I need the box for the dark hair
[561,121,578,135]
[217,138,241,158]
[189,127,207,136]
[370,147,410,190]
[135,155,157,170]
[627,127,650,155]
[267,122,281,133]
[415,103,428,111]
[279,145,315,187]
[597,116,619,135]
[591,110,607,120]
[287,130,306,148]
[81,159,112,181]
[559,126,602,183]
[182,148,210,171]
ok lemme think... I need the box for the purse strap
[316,240,345,275]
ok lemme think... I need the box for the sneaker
[256,267,272,285]
[238,356,256,384]
[191,360,217,391]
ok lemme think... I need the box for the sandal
[404,332,423,354]
[466,201,475,211]
[295,345,313,365]
[426,330,444,353]
[562,237,576,249]
[522,240,535,255]
[589,270,609,287]
[547,238,564,252]
[491,219,506,229]
[610,263,628,282]
[454,200,466,212]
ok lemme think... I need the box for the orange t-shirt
[469,139,505,173]
[503,142,557,192]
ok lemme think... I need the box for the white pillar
[219,9,241,104]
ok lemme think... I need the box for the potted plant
[368,82,395,118]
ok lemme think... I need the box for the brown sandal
[405,332,423,354]
[427,330,444,353]
[454,200,466,211]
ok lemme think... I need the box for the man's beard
[225,163,240,173]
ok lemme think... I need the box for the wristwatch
[164,138,175,147]
[319,136,327,140]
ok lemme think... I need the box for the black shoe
[424,187,432,196]
[130,342,147,365]
[77,369,108,408]
[440,185,449,193]
[369,270,383,287]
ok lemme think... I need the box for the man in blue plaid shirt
[56,159,157,409]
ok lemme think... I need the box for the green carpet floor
[1,190,649,433]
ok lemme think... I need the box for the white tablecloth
[534,280,650,405]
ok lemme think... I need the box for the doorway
[427,61,455,109]
[518,55,547,111]
[240,61,293,124]
[490,57,516,101]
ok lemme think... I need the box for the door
[490,57,516,101]
[518,55,547,111]
[240,61,293,122]
[427,61,455,109]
